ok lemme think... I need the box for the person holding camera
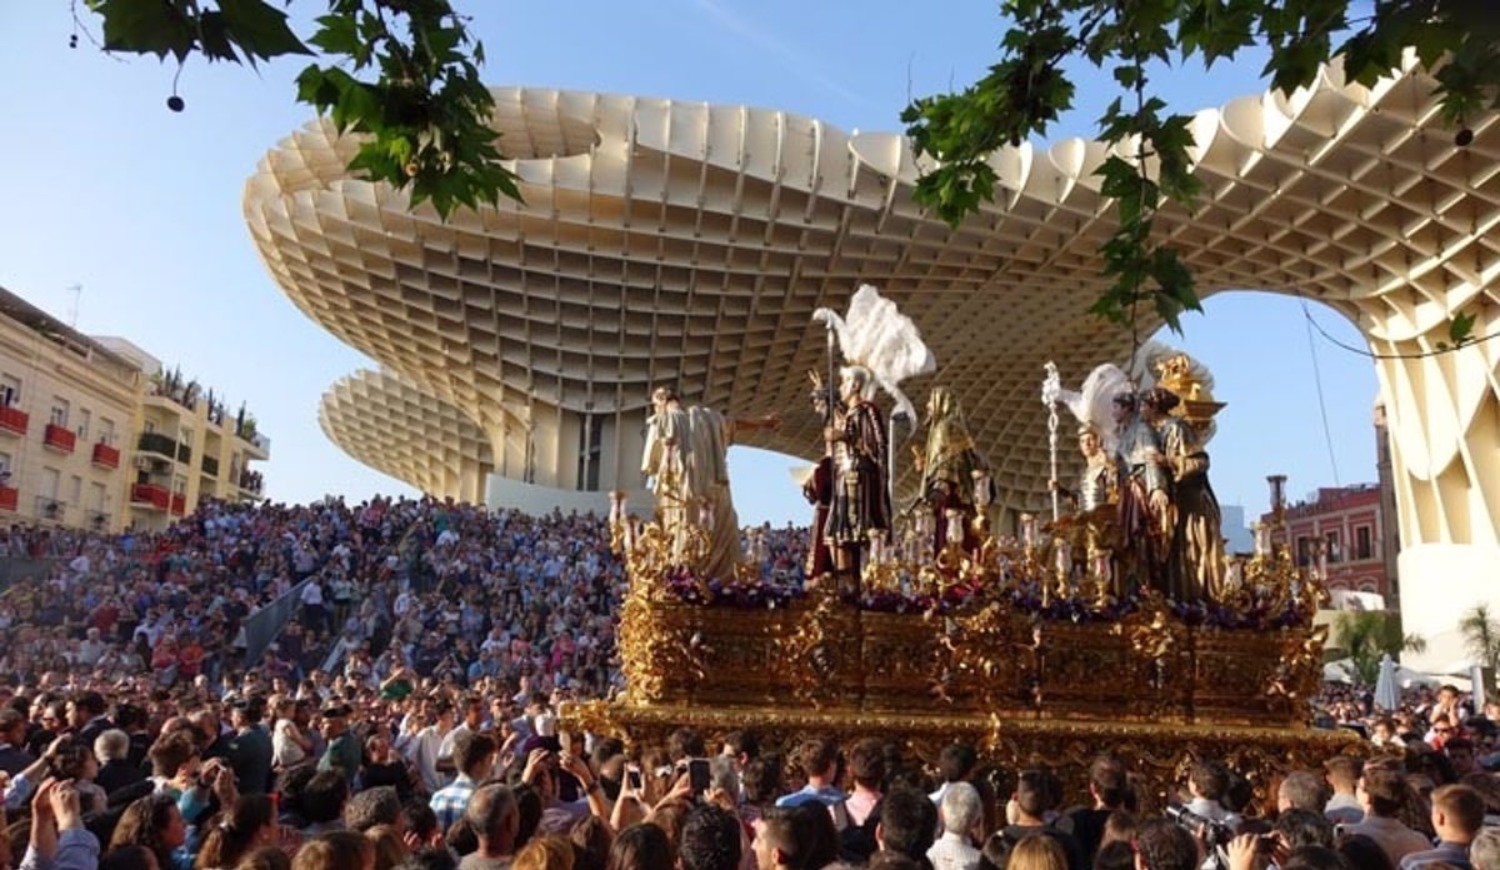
[2,734,70,812]
[20,778,99,870]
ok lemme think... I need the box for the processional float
[567,285,1355,806]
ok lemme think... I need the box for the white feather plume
[812,285,936,422]
[1057,364,1132,456]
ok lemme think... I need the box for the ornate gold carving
[776,582,845,708]
[607,483,1336,792]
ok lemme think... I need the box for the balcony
[43,423,76,454]
[176,442,192,464]
[130,483,170,511]
[91,442,120,469]
[33,496,65,522]
[239,469,264,496]
[0,406,27,437]
[85,510,109,530]
[137,432,178,461]
[0,485,16,512]
[201,455,219,477]
[169,492,186,516]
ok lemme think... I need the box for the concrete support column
[1370,302,1500,671]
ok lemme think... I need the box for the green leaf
[196,11,239,63]
[1449,311,1477,346]
[95,0,195,61]
[218,0,311,64]
[307,13,362,57]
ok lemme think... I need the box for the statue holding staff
[812,285,936,587]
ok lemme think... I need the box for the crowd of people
[0,498,1499,870]
[1,683,1499,870]
[0,497,625,699]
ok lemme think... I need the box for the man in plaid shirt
[430,730,496,834]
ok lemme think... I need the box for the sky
[0,1,1381,527]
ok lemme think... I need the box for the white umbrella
[1375,653,1399,711]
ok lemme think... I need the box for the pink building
[1266,484,1391,598]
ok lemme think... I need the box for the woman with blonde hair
[1005,834,1067,870]
[512,835,579,870]
[291,831,374,870]
[364,824,408,870]
[232,848,292,870]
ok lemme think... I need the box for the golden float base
[596,524,1348,806]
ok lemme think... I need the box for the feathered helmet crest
[812,284,937,420]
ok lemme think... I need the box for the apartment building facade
[0,288,268,533]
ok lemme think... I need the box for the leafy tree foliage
[1460,603,1500,680]
[1333,609,1425,686]
[82,0,520,218]
[903,0,1500,341]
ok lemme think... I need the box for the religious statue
[1112,390,1170,593]
[1140,386,1225,601]
[825,365,891,578]
[1075,425,1115,513]
[641,386,692,543]
[812,284,937,587]
[802,371,838,579]
[912,386,990,553]
[641,386,777,580]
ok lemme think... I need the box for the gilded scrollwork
[775,582,844,708]
[605,475,1343,803]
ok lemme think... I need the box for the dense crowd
[2,500,1500,870]
[0,498,624,698]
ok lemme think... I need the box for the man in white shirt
[300,577,326,634]
[927,782,982,870]
[407,699,456,794]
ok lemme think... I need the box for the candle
[608,490,625,527]
[946,510,964,550]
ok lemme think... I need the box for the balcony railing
[239,470,264,495]
[169,492,186,516]
[137,432,177,460]
[0,406,28,436]
[86,509,109,530]
[43,423,76,454]
[176,442,192,464]
[130,483,170,511]
[91,442,121,469]
[0,485,16,512]
[202,455,219,477]
[33,496,65,522]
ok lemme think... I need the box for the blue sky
[0,1,1379,526]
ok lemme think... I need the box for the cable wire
[1299,296,1499,360]
[1303,302,1342,487]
